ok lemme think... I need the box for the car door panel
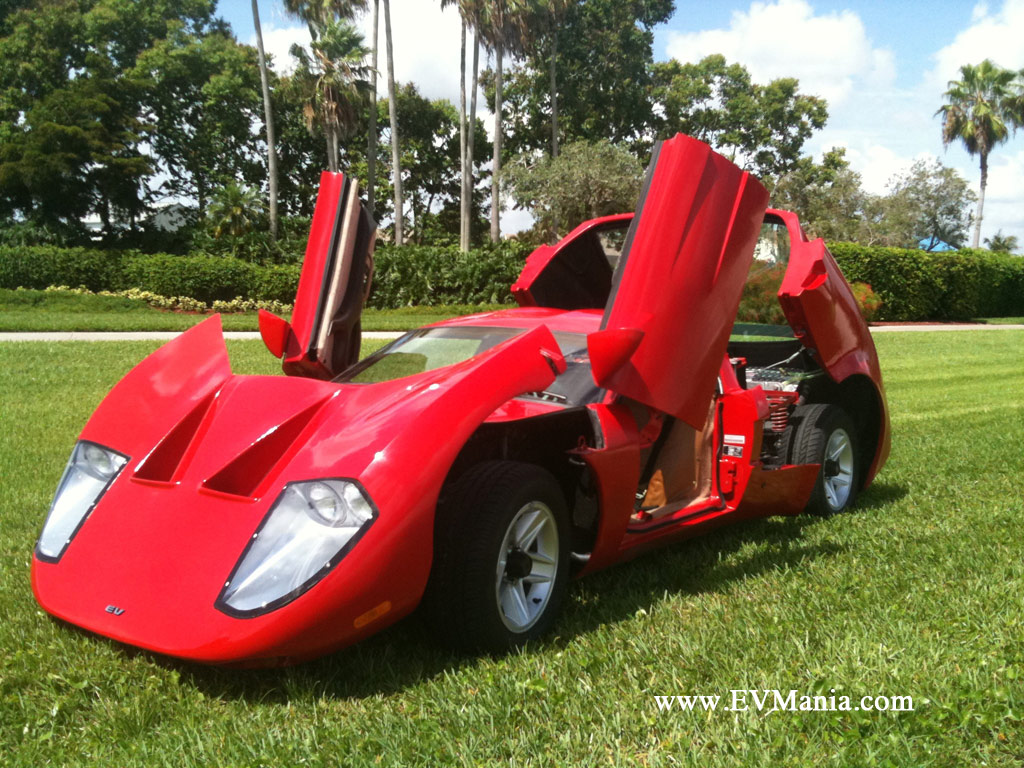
[588,134,769,430]
[265,171,375,380]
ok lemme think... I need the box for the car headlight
[216,479,377,617]
[36,441,129,562]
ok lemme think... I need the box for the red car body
[31,135,889,665]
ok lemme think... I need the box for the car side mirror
[258,309,296,360]
[587,327,644,386]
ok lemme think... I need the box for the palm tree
[290,20,372,173]
[442,0,483,251]
[382,0,403,244]
[366,0,379,217]
[208,182,264,247]
[479,0,537,243]
[466,17,480,250]
[285,0,374,174]
[540,0,573,159]
[285,0,368,37]
[938,60,1020,248]
[984,231,1019,253]
[251,0,278,240]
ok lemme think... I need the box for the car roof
[426,307,603,336]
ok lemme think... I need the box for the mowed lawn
[1,331,1023,766]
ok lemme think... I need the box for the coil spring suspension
[767,395,797,432]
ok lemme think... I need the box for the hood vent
[203,398,328,499]
[134,391,218,483]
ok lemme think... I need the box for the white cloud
[927,0,1024,91]
[664,0,895,107]
[356,0,466,105]
[847,145,913,195]
[252,1,475,108]
[979,148,1024,248]
[249,24,309,76]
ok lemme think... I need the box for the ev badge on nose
[105,605,125,616]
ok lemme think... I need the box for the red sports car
[31,134,889,664]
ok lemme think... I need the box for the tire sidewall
[470,469,570,649]
[791,405,860,516]
[427,461,571,652]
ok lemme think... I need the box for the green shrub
[0,245,127,291]
[737,262,788,324]
[251,263,302,303]
[849,282,882,321]
[121,254,259,303]
[828,242,1024,321]
[368,241,530,308]
[3,239,1020,320]
[190,216,310,264]
[956,248,1024,318]
[0,221,77,247]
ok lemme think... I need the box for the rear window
[733,218,796,340]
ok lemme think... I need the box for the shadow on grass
[854,481,909,512]
[162,494,899,703]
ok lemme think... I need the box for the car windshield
[336,326,602,406]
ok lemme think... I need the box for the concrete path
[0,325,1021,342]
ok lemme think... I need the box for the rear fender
[772,208,890,485]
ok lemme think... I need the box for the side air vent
[203,399,327,499]
[134,391,218,483]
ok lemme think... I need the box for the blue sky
[219,0,1024,246]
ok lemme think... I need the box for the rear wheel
[423,461,570,652]
[789,404,859,516]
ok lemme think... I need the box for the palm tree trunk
[549,19,558,158]
[459,20,469,252]
[326,130,338,173]
[383,0,403,245]
[367,0,379,217]
[490,41,503,243]
[974,151,987,249]
[466,30,479,246]
[252,0,278,239]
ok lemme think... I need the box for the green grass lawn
[977,317,1024,325]
[1,332,1023,766]
[0,288,505,332]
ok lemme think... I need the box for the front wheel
[789,404,859,516]
[423,461,570,652]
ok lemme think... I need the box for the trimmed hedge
[122,254,261,303]
[828,243,1024,321]
[369,241,529,308]
[0,245,128,292]
[252,263,302,304]
[0,241,530,309]
[1,240,1020,319]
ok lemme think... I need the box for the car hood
[32,316,566,661]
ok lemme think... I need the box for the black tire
[422,461,570,653]
[789,404,859,516]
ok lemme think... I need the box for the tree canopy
[4,0,1014,256]
[651,54,828,178]
[502,139,641,238]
